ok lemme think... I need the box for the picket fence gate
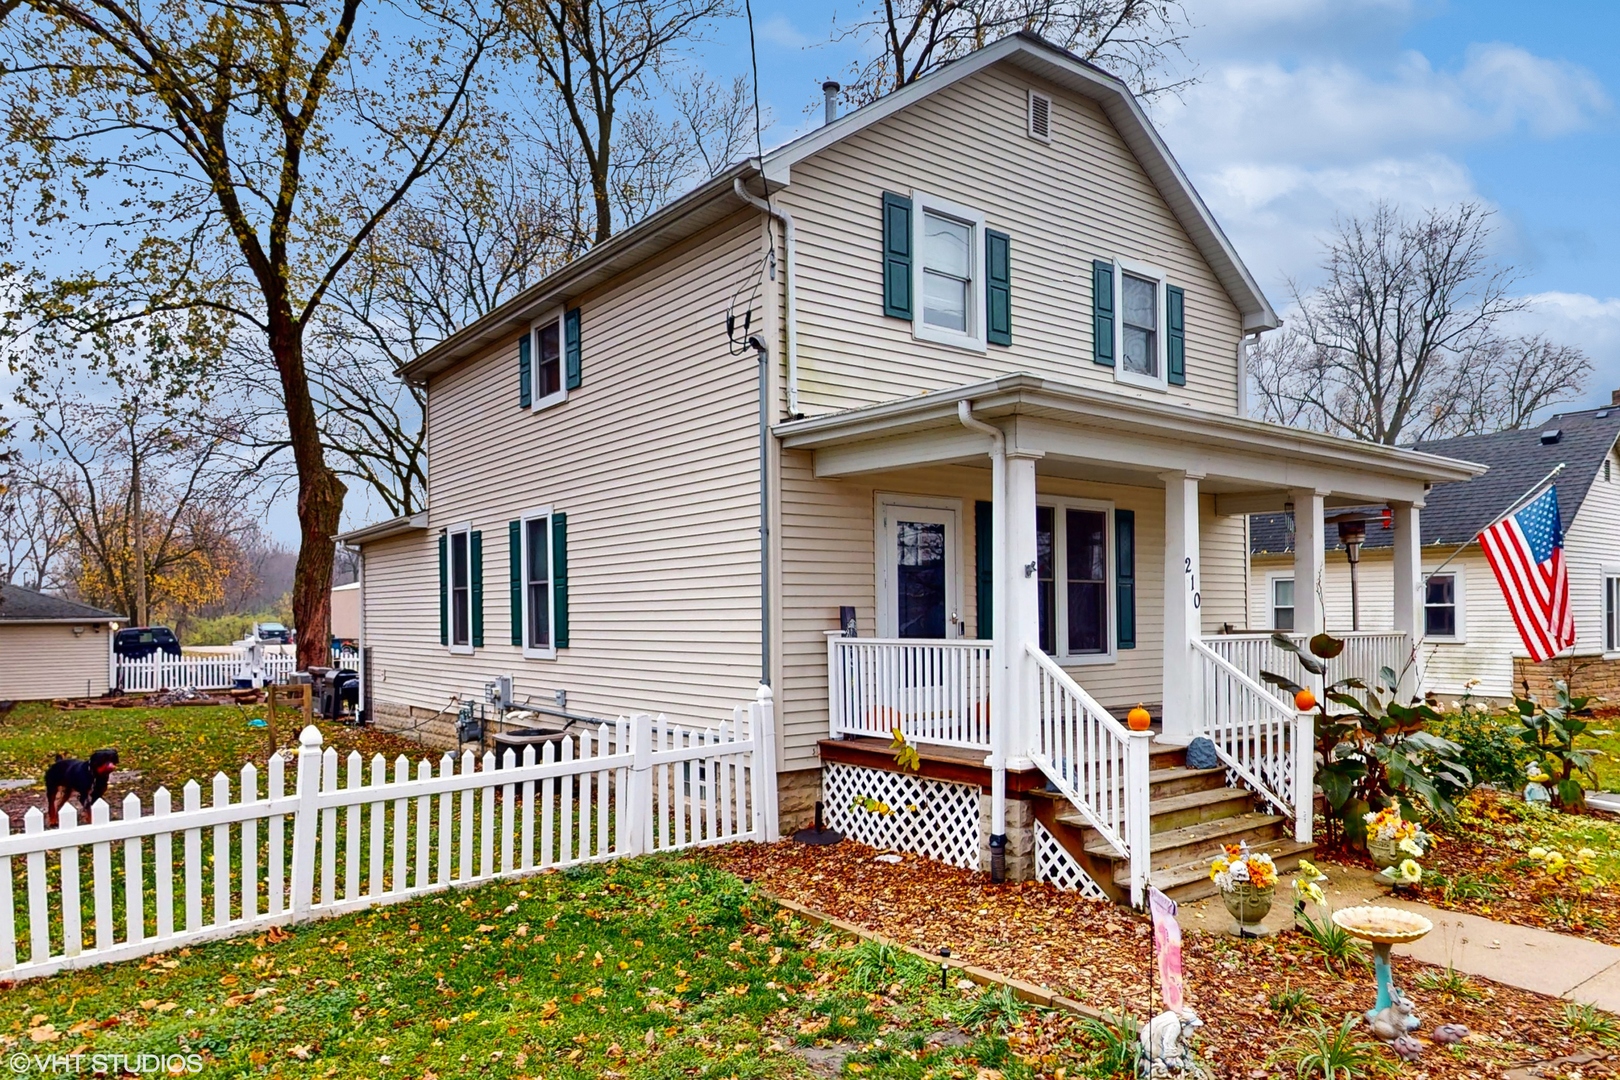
[0,687,778,980]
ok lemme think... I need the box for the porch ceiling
[774,374,1486,506]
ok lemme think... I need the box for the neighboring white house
[341,33,1482,903]
[1249,402,1620,702]
[0,584,122,701]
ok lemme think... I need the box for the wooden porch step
[1079,809,1288,862]
[1145,766,1230,798]
[1114,836,1317,902]
[1057,786,1256,836]
[1148,742,1187,769]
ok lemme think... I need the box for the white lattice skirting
[822,762,981,870]
[1034,819,1110,901]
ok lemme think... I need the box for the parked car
[252,621,291,644]
[113,626,181,660]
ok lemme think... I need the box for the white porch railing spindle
[1190,640,1311,838]
[826,637,993,752]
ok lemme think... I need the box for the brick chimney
[1611,388,1620,407]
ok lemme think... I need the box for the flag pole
[1421,462,1567,583]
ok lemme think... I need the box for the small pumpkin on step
[1127,704,1152,732]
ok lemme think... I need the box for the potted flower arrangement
[1363,806,1428,870]
[1210,842,1278,930]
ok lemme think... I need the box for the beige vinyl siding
[0,623,111,700]
[779,457,1248,768]
[777,63,1244,418]
[361,213,767,732]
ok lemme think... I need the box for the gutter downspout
[958,400,1008,882]
[734,178,799,417]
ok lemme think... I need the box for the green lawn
[0,856,1091,1079]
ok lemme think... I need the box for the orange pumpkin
[1294,688,1317,712]
[1127,704,1152,731]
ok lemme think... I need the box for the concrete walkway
[1176,864,1620,1013]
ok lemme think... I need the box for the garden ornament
[1366,996,1417,1042]
[1432,1023,1468,1045]
[1389,1034,1424,1061]
[1138,1008,1203,1078]
[1184,737,1218,771]
[1331,906,1432,1037]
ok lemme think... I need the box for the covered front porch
[779,374,1482,904]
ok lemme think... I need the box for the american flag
[1477,486,1575,662]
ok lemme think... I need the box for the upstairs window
[1121,273,1158,379]
[530,310,567,410]
[911,191,987,351]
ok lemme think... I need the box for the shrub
[1428,704,1533,790]
[1513,681,1601,812]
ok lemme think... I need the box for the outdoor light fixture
[1336,517,1369,631]
[939,947,952,991]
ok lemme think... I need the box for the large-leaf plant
[1514,680,1600,812]
[1263,632,1473,848]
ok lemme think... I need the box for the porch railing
[1199,631,1410,708]
[1027,644,1151,906]
[826,636,992,752]
[1190,640,1312,842]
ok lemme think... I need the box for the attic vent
[1027,90,1052,142]
[1598,410,1611,419]
[1540,429,1562,445]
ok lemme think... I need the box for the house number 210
[1184,557,1201,609]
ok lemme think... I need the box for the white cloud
[1507,292,1620,404]
[758,14,815,50]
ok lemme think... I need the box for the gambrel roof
[401,33,1277,385]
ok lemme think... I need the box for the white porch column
[1003,450,1042,768]
[1161,470,1203,739]
[1391,500,1423,696]
[1290,488,1327,639]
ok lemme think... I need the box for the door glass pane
[1066,509,1107,653]
[896,520,947,639]
[1036,507,1055,654]
[525,519,550,649]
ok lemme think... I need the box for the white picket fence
[0,688,778,980]
[115,646,358,693]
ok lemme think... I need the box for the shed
[0,585,124,701]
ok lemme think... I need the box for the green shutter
[1115,509,1135,650]
[518,332,532,408]
[986,230,1011,347]
[974,500,993,639]
[509,520,522,646]
[1166,285,1186,386]
[552,512,569,648]
[438,534,448,646]
[564,307,582,390]
[881,192,913,319]
[470,530,484,648]
[1092,260,1115,367]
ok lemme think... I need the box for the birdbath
[1333,906,1433,1037]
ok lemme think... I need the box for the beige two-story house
[343,34,1482,905]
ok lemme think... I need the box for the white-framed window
[1604,567,1620,655]
[1422,568,1465,642]
[1035,498,1114,663]
[447,522,473,654]
[1112,258,1168,391]
[529,309,567,411]
[521,508,557,659]
[911,191,987,352]
[1268,575,1295,631]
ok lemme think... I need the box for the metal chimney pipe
[822,81,840,125]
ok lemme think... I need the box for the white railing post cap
[755,683,773,704]
[298,726,323,748]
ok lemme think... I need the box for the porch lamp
[1336,517,1368,631]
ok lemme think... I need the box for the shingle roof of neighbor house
[0,584,124,623]
[1251,403,1620,555]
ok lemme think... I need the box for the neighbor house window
[1271,577,1295,631]
[912,192,986,350]
[1035,501,1113,660]
[1424,574,1457,638]
[523,513,554,656]
[1606,572,1620,653]
[449,526,471,650]
[530,311,566,410]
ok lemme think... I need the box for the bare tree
[836,0,1192,105]
[1250,203,1591,445]
[0,466,73,591]
[0,0,503,667]
[503,0,744,245]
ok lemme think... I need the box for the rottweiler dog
[44,749,119,827]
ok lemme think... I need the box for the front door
[877,500,961,639]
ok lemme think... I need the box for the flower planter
[1366,836,1402,869]
[1221,882,1274,929]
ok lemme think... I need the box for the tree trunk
[269,310,348,673]
[131,429,148,627]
